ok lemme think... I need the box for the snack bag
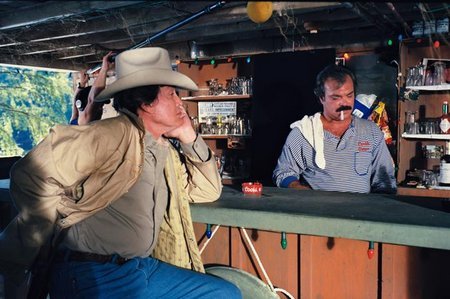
[370,101,393,145]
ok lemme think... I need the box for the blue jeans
[49,256,241,299]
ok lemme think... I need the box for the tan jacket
[0,111,222,284]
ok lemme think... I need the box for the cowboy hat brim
[95,68,198,102]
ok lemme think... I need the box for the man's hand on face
[163,105,197,144]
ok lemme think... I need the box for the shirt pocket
[354,152,372,175]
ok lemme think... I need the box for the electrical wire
[199,224,296,298]
[240,227,295,299]
[199,224,221,255]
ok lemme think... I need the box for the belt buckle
[112,255,128,265]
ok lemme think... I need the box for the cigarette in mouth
[340,110,344,121]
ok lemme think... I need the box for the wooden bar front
[192,186,450,299]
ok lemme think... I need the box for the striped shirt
[273,117,397,194]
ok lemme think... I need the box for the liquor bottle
[439,141,450,186]
[439,101,450,134]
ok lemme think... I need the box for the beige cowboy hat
[95,47,198,102]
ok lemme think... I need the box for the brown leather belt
[54,250,129,265]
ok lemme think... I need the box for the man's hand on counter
[288,180,312,190]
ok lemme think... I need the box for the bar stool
[206,266,279,299]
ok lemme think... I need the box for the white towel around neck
[289,112,326,169]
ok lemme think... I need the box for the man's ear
[139,102,152,114]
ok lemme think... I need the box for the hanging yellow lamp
[247,2,273,24]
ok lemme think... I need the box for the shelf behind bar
[201,134,251,139]
[402,133,450,140]
[182,94,251,101]
[397,186,450,198]
[406,84,450,91]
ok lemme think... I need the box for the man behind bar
[273,64,396,194]
[0,47,241,298]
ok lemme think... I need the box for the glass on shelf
[409,59,450,89]
[424,69,434,86]
[404,111,418,134]
[207,78,224,96]
[199,115,252,137]
[421,170,439,188]
[406,63,425,87]
[418,120,439,134]
[190,116,199,133]
[226,76,253,95]
[432,62,446,85]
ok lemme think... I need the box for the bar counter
[192,186,450,298]
[191,185,450,250]
[2,180,450,297]
[1,180,449,250]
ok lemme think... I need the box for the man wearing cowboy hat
[0,47,241,298]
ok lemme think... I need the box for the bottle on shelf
[439,141,450,186]
[405,111,418,134]
[439,101,450,134]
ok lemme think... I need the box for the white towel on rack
[290,112,326,169]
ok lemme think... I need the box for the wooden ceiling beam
[0,1,148,30]
[0,2,345,47]
[2,13,374,58]
[0,1,446,70]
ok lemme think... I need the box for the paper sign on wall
[198,101,237,122]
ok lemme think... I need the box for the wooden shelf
[178,62,252,187]
[397,43,450,183]
[182,94,251,101]
[201,134,251,139]
[402,133,450,140]
[406,84,450,91]
[201,135,227,139]
[397,186,450,198]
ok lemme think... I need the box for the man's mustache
[336,106,352,112]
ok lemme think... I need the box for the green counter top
[190,186,450,250]
[2,180,450,250]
